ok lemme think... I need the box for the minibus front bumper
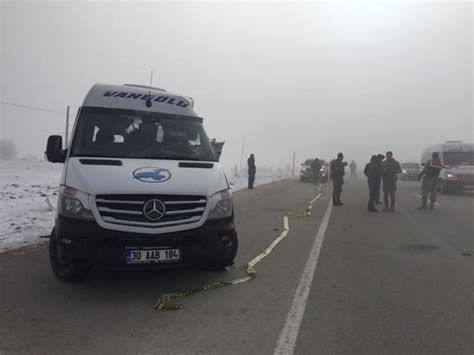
[54,215,237,268]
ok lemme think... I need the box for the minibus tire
[49,229,90,283]
[203,231,238,271]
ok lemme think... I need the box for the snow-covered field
[0,159,290,252]
[0,159,62,252]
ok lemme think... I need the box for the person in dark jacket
[381,151,402,212]
[310,158,321,185]
[364,155,383,212]
[330,153,348,206]
[247,154,256,189]
[349,160,357,179]
[374,154,385,204]
[418,152,443,210]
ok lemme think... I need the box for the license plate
[125,248,181,264]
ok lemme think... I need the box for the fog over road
[1,179,473,354]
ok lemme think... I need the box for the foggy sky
[1,1,472,171]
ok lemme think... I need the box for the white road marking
[412,193,441,207]
[274,198,333,355]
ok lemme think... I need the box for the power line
[0,101,66,116]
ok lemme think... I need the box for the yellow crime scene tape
[154,185,323,311]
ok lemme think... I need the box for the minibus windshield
[443,151,474,166]
[70,107,217,161]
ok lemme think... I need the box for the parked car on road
[400,162,421,181]
[299,159,329,183]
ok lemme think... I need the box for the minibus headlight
[58,185,94,221]
[208,189,233,220]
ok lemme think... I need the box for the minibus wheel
[49,229,90,283]
[203,231,238,271]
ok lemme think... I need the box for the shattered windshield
[70,107,217,161]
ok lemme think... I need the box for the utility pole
[292,152,296,177]
[239,139,245,173]
[65,106,70,148]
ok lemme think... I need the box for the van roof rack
[123,84,167,92]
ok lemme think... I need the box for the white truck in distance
[45,84,238,282]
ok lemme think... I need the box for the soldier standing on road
[247,153,256,189]
[311,158,321,185]
[418,152,443,210]
[364,155,383,212]
[374,154,385,204]
[381,151,402,212]
[349,160,357,179]
[330,153,348,206]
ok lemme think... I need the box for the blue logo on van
[133,167,171,183]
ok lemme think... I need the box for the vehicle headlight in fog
[208,189,233,220]
[320,168,324,172]
[446,173,455,179]
[402,170,407,173]
[58,185,94,221]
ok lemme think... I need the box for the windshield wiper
[155,156,202,161]
[73,154,121,158]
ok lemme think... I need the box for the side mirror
[45,135,66,163]
[211,140,225,161]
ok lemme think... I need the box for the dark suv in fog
[299,159,329,183]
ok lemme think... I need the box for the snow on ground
[0,159,62,252]
[0,159,290,252]
[227,168,291,192]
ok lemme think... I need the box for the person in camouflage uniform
[310,158,322,185]
[381,151,402,212]
[330,153,348,206]
[418,152,443,210]
[374,154,385,204]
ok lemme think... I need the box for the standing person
[330,153,348,206]
[418,152,443,210]
[310,158,321,185]
[374,154,385,204]
[381,151,402,212]
[364,155,383,212]
[349,160,357,179]
[247,154,256,189]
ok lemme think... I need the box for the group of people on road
[328,151,403,211]
[248,150,443,211]
[326,151,402,211]
[363,151,402,212]
[328,151,443,212]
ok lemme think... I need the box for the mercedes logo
[142,199,166,221]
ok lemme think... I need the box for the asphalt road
[1,178,473,354]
